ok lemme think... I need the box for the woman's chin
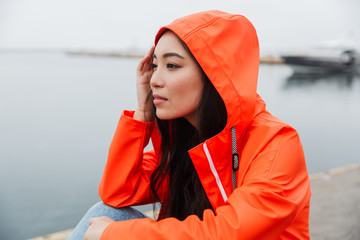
[156,111,176,121]
[156,114,171,120]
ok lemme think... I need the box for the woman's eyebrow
[153,52,185,59]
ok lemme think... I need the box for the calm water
[0,52,359,239]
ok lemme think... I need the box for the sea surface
[1,52,359,239]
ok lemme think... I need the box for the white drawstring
[203,143,228,202]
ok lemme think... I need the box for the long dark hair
[149,32,227,221]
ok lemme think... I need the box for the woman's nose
[150,70,164,89]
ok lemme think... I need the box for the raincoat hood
[155,10,260,133]
[154,10,261,208]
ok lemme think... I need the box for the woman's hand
[133,46,155,122]
[83,216,114,240]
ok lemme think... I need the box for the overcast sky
[0,0,359,53]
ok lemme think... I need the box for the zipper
[231,126,239,190]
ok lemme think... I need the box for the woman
[70,10,311,239]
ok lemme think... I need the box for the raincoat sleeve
[98,110,160,207]
[100,128,311,239]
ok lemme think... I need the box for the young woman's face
[151,31,204,127]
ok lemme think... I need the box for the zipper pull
[232,153,239,171]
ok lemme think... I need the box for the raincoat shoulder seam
[256,114,287,126]
[266,128,290,177]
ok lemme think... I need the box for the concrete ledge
[29,163,360,240]
[29,229,73,240]
[309,163,360,239]
[310,163,360,180]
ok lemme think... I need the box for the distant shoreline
[66,51,284,64]
[0,48,284,64]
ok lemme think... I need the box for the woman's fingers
[137,45,155,74]
[137,55,149,73]
[134,45,155,122]
[146,45,155,59]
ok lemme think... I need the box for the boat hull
[282,49,360,74]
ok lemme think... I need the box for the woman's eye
[167,63,178,69]
[151,63,157,70]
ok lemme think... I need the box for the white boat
[281,47,360,74]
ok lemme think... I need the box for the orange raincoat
[99,10,311,239]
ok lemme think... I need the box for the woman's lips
[153,94,167,105]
